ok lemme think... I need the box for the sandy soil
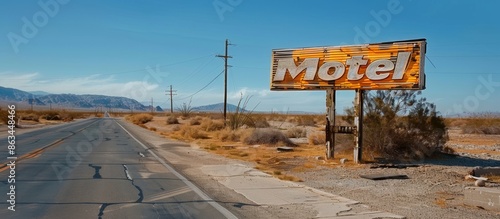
[139,115,500,219]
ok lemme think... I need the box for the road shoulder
[117,118,404,219]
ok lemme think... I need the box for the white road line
[115,121,238,219]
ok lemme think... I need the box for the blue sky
[1,0,499,115]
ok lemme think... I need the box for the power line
[177,69,224,100]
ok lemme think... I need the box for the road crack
[123,164,144,203]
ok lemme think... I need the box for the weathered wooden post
[326,88,336,159]
[354,89,364,163]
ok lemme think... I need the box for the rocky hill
[0,86,147,111]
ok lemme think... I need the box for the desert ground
[2,110,500,218]
[128,112,500,218]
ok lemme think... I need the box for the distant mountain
[0,86,147,111]
[193,103,240,112]
[29,91,52,96]
[0,86,38,102]
[155,106,164,112]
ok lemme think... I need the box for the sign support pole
[354,89,364,163]
[326,88,336,159]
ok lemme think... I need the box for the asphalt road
[0,118,237,218]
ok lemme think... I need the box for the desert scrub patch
[286,126,307,138]
[20,113,40,122]
[244,128,296,147]
[200,118,225,131]
[127,113,153,124]
[460,114,500,135]
[166,116,179,124]
[308,132,325,145]
[296,115,317,126]
[189,116,202,126]
[178,125,208,139]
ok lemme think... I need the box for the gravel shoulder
[116,118,320,219]
[134,115,500,219]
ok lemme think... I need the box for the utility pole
[216,39,233,126]
[166,85,177,113]
[151,97,154,114]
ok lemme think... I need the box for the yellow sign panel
[270,39,426,90]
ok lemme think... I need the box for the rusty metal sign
[270,39,426,90]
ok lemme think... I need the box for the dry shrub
[296,115,317,126]
[200,118,225,131]
[208,113,224,120]
[308,132,325,145]
[190,116,202,126]
[461,114,500,135]
[251,115,270,128]
[0,109,9,125]
[20,113,39,122]
[179,125,208,139]
[177,99,193,118]
[216,128,252,142]
[59,111,79,122]
[217,129,240,142]
[166,116,179,124]
[171,124,181,131]
[40,111,61,120]
[127,113,153,124]
[244,128,296,146]
[286,126,307,138]
[286,116,297,124]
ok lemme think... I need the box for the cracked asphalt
[0,118,235,218]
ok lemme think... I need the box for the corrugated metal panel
[270,39,426,90]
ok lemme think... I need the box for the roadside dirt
[137,114,500,219]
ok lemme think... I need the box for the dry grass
[251,114,271,128]
[0,110,8,125]
[217,129,240,142]
[244,128,296,147]
[445,115,500,135]
[286,126,307,138]
[308,132,325,145]
[20,113,39,122]
[126,113,153,125]
[166,116,179,124]
[200,118,225,131]
[127,112,483,183]
[190,116,202,126]
[178,125,209,139]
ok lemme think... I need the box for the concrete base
[201,164,405,218]
[464,187,500,211]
